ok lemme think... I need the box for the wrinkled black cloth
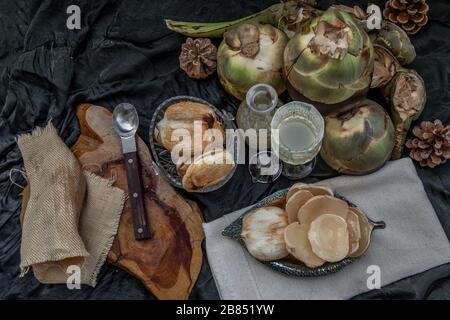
[0,0,449,300]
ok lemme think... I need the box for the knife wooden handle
[124,151,152,240]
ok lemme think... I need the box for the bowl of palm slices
[149,96,237,193]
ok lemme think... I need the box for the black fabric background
[0,0,448,299]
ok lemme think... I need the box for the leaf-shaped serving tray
[222,188,385,277]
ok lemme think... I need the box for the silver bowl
[149,96,238,193]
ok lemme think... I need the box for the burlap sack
[18,123,125,286]
[18,123,88,273]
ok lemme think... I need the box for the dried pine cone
[405,120,450,168]
[383,0,429,35]
[179,38,217,79]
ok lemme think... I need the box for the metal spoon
[113,103,151,240]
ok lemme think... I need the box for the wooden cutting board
[71,103,205,300]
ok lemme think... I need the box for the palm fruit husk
[283,7,374,115]
[371,44,400,88]
[371,21,416,65]
[383,68,426,159]
[217,23,288,100]
[320,99,395,175]
[330,4,370,32]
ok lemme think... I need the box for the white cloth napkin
[203,158,450,299]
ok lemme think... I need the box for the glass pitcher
[236,83,281,150]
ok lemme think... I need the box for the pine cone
[179,38,217,79]
[383,0,429,35]
[405,120,450,168]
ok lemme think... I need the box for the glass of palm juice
[271,101,324,180]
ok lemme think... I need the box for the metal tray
[222,188,385,277]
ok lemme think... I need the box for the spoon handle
[124,151,152,240]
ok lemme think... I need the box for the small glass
[248,150,283,184]
[236,83,281,150]
[270,101,324,180]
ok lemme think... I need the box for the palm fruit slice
[241,206,289,261]
[308,214,350,262]
[285,190,314,223]
[284,222,325,268]
[297,195,348,225]
[346,209,361,256]
[348,207,373,258]
[286,183,334,201]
